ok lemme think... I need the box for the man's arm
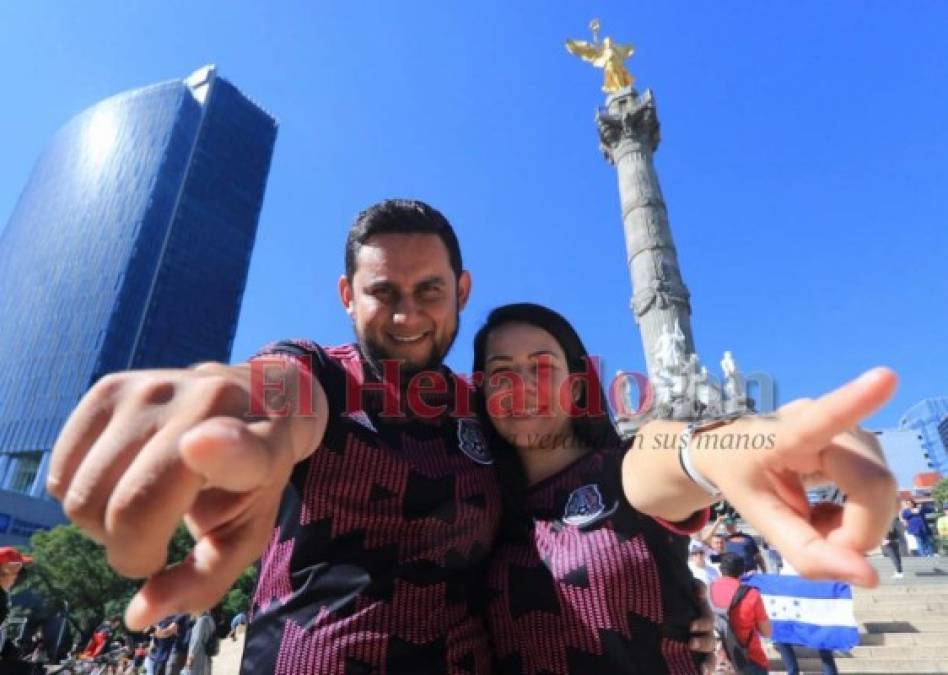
[47,357,329,629]
[698,515,725,545]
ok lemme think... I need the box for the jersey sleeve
[249,338,329,379]
[653,507,711,535]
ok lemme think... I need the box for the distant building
[899,397,948,477]
[873,428,931,489]
[0,66,277,545]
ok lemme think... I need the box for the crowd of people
[0,546,231,675]
[38,199,907,674]
[686,495,948,675]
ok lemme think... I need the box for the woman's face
[482,322,578,451]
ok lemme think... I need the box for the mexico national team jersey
[486,448,706,675]
[241,341,501,675]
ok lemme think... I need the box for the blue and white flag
[743,574,859,650]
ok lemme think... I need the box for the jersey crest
[457,418,493,465]
[563,483,607,526]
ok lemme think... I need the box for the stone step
[855,584,948,595]
[767,644,948,659]
[858,631,948,646]
[857,610,948,623]
[857,616,948,635]
[862,618,948,633]
[769,657,948,673]
[853,601,948,613]
[853,595,948,612]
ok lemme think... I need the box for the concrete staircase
[768,562,948,674]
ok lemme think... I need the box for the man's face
[339,233,470,375]
[0,562,22,590]
[711,535,726,553]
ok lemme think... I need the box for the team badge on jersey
[563,484,608,526]
[457,418,493,464]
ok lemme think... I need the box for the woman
[474,303,898,675]
[474,304,708,674]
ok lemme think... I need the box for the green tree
[20,523,251,637]
[933,477,948,509]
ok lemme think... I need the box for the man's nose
[391,297,419,324]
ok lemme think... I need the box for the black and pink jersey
[241,341,501,675]
[485,448,707,675]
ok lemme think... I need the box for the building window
[8,452,42,494]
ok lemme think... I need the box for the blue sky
[1,2,945,429]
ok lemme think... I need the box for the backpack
[711,583,755,673]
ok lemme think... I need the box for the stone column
[597,87,695,382]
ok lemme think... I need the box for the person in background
[769,558,840,675]
[227,612,247,642]
[709,554,771,675]
[881,517,904,579]
[79,616,121,664]
[688,540,721,586]
[145,615,183,675]
[723,518,767,574]
[0,547,32,652]
[183,610,215,675]
[166,614,192,675]
[760,541,783,575]
[900,499,935,557]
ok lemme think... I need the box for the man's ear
[457,270,472,311]
[338,275,354,317]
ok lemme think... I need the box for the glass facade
[0,66,277,544]
[899,398,948,478]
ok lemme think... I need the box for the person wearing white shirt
[688,539,720,586]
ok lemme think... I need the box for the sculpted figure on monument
[566,19,636,93]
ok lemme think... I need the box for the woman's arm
[623,369,898,586]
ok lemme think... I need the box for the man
[165,613,192,675]
[146,615,187,675]
[79,616,122,659]
[709,553,771,674]
[0,547,32,652]
[901,499,935,557]
[723,518,767,574]
[48,199,898,673]
[688,540,720,586]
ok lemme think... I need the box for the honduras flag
[743,574,859,650]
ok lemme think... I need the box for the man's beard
[358,314,461,381]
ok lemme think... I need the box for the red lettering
[406,371,448,418]
[559,356,605,417]
[487,371,525,418]
[249,357,291,417]
[344,359,403,417]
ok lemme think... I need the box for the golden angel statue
[565,19,635,93]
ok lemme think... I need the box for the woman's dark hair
[472,303,621,539]
[345,199,463,280]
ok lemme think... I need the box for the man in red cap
[0,547,32,652]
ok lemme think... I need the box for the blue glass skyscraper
[0,66,277,544]
[900,397,948,478]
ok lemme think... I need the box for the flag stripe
[744,574,852,600]
[760,595,856,626]
[770,619,859,651]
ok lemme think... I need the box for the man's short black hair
[345,199,463,280]
[718,552,745,578]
